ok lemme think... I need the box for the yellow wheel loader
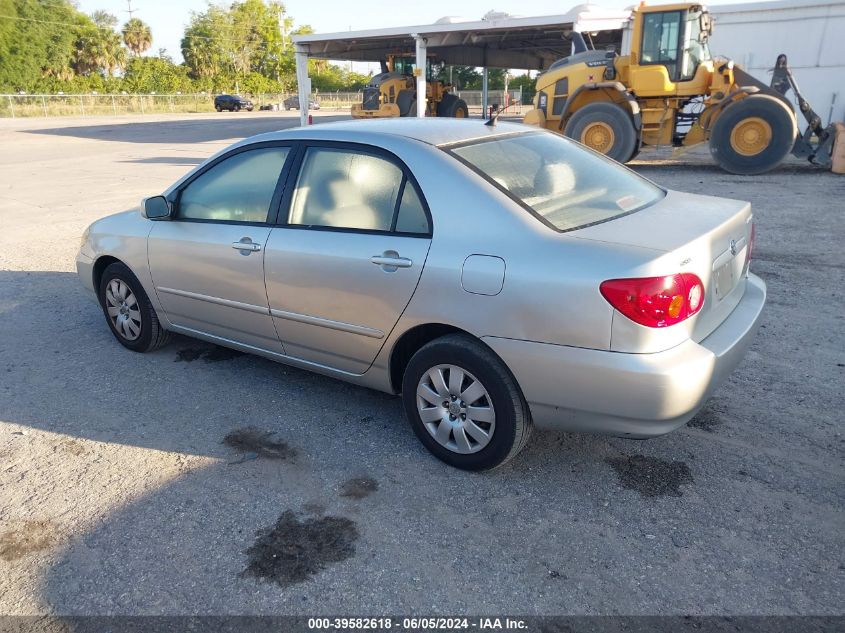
[523,2,841,175]
[351,54,469,119]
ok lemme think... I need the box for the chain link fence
[0,89,525,118]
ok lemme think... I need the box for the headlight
[79,226,91,249]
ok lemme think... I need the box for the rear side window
[287,147,431,235]
[448,132,663,232]
[395,183,429,234]
[290,148,402,231]
[178,147,289,223]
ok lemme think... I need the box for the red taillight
[600,273,705,328]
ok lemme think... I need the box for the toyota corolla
[77,119,766,470]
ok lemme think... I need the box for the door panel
[264,229,430,373]
[148,223,282,352]
[146,144,294,353]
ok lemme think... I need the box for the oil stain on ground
[339,477,379,499]
[0,520,57,561]
[175,345,244,363]
[241,511,359,586]
[223,427,296,460]
[606,455,694,497]
[688,400,724,432]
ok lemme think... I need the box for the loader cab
[386,55,443,81]
[630,4,712,87]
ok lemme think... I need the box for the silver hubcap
[105,278,141,341]
[416,364,495,454]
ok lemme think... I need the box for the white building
[708,0,845,125]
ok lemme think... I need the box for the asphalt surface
[0,111,843,616]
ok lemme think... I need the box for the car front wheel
[401,334,532,470]
[99,262,170,353]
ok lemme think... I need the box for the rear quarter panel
[372,139,663,358]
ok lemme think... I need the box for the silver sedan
[77,119,766,470]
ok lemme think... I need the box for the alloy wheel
[416,364,496,454]
[105,278,142,341]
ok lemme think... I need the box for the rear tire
[708,94,797,175]
[215,105,222,112]
[234,103,241,112]
[98,262,170,353]
[437,94,469,118]
[401,334,532,471]
[564,102,638,163]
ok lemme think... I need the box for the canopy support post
[295,44,310,126]
[413,34,427,118]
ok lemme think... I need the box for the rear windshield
[447,131,664,232]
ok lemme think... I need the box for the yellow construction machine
[523,2,841,174]
[351,54,469,119]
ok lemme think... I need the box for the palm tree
[122,18,153,57]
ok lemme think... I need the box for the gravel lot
[0,111,843,616]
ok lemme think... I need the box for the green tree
[122,18,153,57]
[122,56,192,93]
[0,0,91,91]
[509,73,536,104]
[73,13,125,77]
[183,1,299,92]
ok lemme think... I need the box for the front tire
[401,335,532,471]
[98,262,170,353]
[564,102,638,163]
[234,103,241,112]
[215,105,222,112]
[708,94,797,175]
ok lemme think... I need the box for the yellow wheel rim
[454,108,466,118]
[581,122,615,154]
[730,116,772,156]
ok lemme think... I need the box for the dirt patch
[339,477,379,500]
[54,438,88,456]
[606,455,694,498]
[0,520,57,561]
[223,427,295,460]
[175,345,244,363]
[241,511,358,586]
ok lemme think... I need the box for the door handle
[371,252,413,270]
[232,239,261,253]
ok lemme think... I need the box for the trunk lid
[572,189,753,349]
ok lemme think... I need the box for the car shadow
[0,269,638,615]
[21,115,349,145]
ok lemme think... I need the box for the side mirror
[141,195,171,220]
[700,12,713,40]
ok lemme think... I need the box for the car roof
[253,118,533,148]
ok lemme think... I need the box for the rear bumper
[483,273,767,438]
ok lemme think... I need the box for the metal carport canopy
[291,6,631,124]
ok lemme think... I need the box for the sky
[76,0,745,71]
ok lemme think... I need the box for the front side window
[449,131,663,232]
[178,147,290,222]
[680,12,711,81]
[290,147,425,233]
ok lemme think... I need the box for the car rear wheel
[99,262,170,353]
[234,103,241,112]
[564,102,638,163]
[401,334,532,471]
[215,105,222,112]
